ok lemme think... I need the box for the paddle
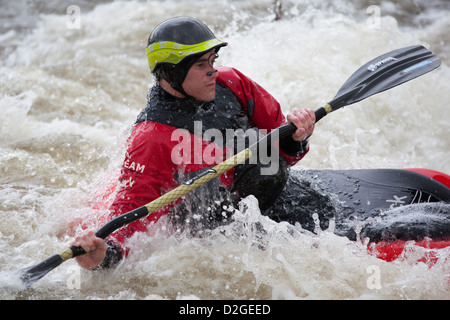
[277,44,441,138]
[18,44,440,289]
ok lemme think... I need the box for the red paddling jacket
[101,67,309,266]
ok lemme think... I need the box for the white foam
[0,0,448,299]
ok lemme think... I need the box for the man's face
[182,50,218,102]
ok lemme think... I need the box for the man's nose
[206,69,218,77]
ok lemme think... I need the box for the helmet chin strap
[169,81,190,99]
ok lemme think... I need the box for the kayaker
[71,17,315,270]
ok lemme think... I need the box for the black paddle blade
[17,206,150,289]
[18,247,80,289]
[277,45,440,138]
[19,254,65,289]
[329,45,441,111]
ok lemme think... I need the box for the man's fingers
[287,108,315,141]
[72,231,98,252]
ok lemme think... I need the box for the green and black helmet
[146,17,227,93]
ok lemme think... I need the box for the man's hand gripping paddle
[18,45,440,289]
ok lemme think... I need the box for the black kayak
[265,167,450,242]
[259,167,450,264]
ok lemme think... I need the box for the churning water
[0,0,449,299]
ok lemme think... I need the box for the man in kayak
[71,17,315,270]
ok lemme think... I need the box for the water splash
[1,0,449,299]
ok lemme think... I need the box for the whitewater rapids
[0,0,449,299]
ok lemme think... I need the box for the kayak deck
[265,168,450,264]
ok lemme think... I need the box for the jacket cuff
[279,134,309,157]
[96,240,123,269]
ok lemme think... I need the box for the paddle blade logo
[367,57,398,71]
